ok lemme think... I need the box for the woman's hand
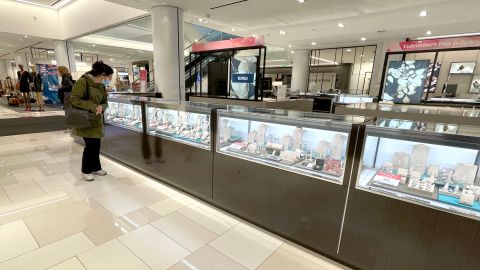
[96,105,103,115]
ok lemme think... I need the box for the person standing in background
[17,64,31,111]
[70,61,114,181]
[57,66,74,108]
[30,66,44,111]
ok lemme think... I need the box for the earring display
[105,101,143,131]
[146,106,211,150]
[217,112,351,183]
[359,120,480,219]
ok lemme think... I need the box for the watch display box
[216,107,363,184]
[105,99,143,132]
[357,119,480,219]
[146,102,216,150]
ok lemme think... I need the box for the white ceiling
[13,0,75,8]
[106,0,480,50]
[0,32,51,59]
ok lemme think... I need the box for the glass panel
[105,101,143,132]
[146,106,211,150]
[431,49,480,101]
[358,123,480,220]
[216,112,351,184]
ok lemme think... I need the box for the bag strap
[80,75,90,100]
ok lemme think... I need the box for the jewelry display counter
[212,107,366,258]
[102,96,222,200]
[338,118,480,270]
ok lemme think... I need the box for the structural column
[151,5,185,100]
[53,40,77,75]
[291,49,310,93]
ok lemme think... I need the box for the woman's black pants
[82,137,102,174]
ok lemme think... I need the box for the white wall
[0,1,60,39]
[59,0,147,40]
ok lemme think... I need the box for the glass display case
[357,119,480,219]
[216,107,364,184]
[105,97,143,132]
[146,102,217,150]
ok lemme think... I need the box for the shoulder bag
[65,76,96,128]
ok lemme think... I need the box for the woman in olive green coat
[70,61,113,181]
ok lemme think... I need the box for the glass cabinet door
[146,105,212,150]
[216,110,358,184]
[105,101,143,132]
[357,120,480,219]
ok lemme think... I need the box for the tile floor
[0,131,350,270]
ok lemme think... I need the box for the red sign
[388,36,480,52]
[139,68,147,92]
[192,36,265,53]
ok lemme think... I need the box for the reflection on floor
[0,103,64,119]
[0,131,349,270]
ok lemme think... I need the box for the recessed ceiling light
[288,44,292,48]
[91,44,96,47]
[24,35,29,38]
[194,39,198,42]
[338,22,345,28]
[7,44,12,47]
[297,0,305,3]
[346,49,352,52]
[419,10,428,17]
[198,18,204,22]
[311,42,317,46]
[110,58,114,61]
[231,28,237,32]
[426,30,432,35]
[252,34,257,37]
[291,50,295,54]
[361,37,367,41]
[279,30,286,35]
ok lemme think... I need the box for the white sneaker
[93,170,107,176]
[82,173,95,181]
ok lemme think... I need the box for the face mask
[102,79,111,87]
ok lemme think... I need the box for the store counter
[338,119,480,270]
[102,96,223,200]
[335,103,480,126]
[212,107,367,258]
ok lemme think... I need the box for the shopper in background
[70,61,113,181]
[30,66,44,111]
[57,66,74,108]
[17,64,32,111]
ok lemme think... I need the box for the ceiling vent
[210,0,249,10]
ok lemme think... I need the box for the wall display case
[216,108,358,184]
[356,120,480,219]
[146,103,213,150]
[105,99,143,132]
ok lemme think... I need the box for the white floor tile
[152,212,217,252]
[0,188,10,207]
[148,196,190,216]
[0,191,72,225]
[37,174,74,193]
[78,239,149,270]
[178,204,238,235]
[0,232,94,270]
[170,245,248,270]
[47,257,86,270]
[11,167,47,182]
[66,177,129,201]
[119,224,190,270]
[258,242,350,270]
[24,199,113,246]
[209,223,283,269]
[23,152,53,163]
[94,182,169,216]
[0,220,39,262]
[4,181,45,202]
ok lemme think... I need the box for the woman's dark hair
[89,61,114,76]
